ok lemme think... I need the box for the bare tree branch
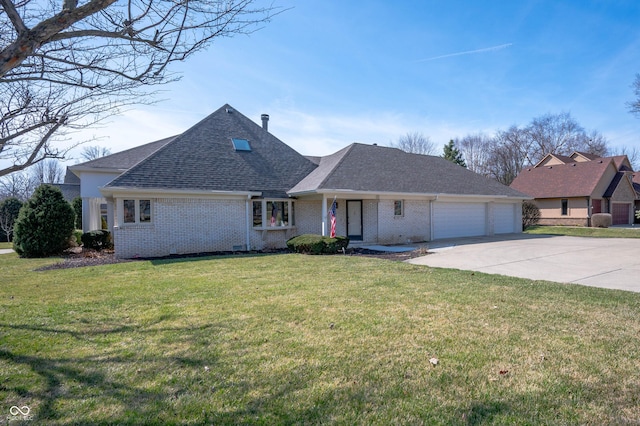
[628,73,640,118]
[0,0,279,177]
[390,132,436,155]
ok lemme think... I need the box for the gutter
[100,186,262,198]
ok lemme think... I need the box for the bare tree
[609,145,640,171]
[0,0,279,177]
[391,132,436,155]
[457,133,492,176]
[455,113,611,186]
[524,112,587,165]
[628,73,640,117]
[0,170,36,200]
[31,159,64,184]
[80,145,111,161]
[487,126,530,185]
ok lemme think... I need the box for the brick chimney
[261,114,269,132]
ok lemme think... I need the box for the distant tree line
[393,111,639,185]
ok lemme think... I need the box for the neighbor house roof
[571,151,601,162]
[510,158,614,198]
[104,104,317,198]
[289,143,528,198]
[534,153,576,167]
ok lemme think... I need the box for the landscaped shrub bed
[287,234,349,254]
[81,229,113,251]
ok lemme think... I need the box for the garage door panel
[612,203,630,225]
[433,202,486,239]
[495,203,516,234]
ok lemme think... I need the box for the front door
[346,200,363,241]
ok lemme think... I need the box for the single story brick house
[510,151,639,226]
[70,104,528,258]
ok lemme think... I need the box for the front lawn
[2,252,640,424]
[525,225,640,238]
[0,241,12,250]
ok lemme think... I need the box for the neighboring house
[510,151,639,226]
[634,172,640,224]
[72,104,528,258]
[54,169,80,202]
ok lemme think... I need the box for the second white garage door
[433,202,486,239]
[494,203,517,234]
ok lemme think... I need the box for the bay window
[252,199,294,228]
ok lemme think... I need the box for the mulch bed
[36,247,429,271]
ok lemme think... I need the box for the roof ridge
[315,144,357,190]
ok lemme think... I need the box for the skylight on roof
[231,138,251,152]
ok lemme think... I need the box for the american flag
[329,197,337,238]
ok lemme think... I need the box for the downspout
[246,195,251,251]
[586,196,591,227]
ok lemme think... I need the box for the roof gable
[535,153,575,167]
[290,143,527,198]
[570,151,601,162]
[105,104,317,198]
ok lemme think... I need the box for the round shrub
[286,234,349,255]
[81,229,113,251]
[591,213,612,228]
[13,184,76,257]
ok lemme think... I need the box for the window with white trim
[252,199,294,228]
[122,199,152,224]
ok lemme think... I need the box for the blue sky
[68,0,640,162]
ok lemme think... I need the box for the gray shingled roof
[289,143,528,198]
[106,104,318,198]
[73,136,176,171]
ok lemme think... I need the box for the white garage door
[494,203,517,234]
[433,202,486,239]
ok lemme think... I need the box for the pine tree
[443,140,467,167]
[13,184,75,257]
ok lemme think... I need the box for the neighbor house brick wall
[538,217,589,226]
[611,176,637,201]
[114,197,248,258]
[535,197,588,226]
[377,199,430,244]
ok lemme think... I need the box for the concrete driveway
[407,233,640,292]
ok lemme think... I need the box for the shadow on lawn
[0,318,339,425]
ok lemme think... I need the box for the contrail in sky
[416,43,513,62]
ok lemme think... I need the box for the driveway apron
[407,234,640,292]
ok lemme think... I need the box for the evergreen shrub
[13,184,75,257]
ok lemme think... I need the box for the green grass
[0,241,12,249]
[2,252,640,425]
[525,225,640,238]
